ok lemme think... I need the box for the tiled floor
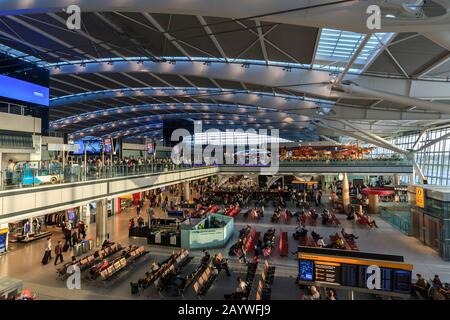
[1,194,449,300]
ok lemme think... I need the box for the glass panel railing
[0,163,197,191]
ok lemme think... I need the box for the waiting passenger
[326,288,337,300]
[367,215,379,228]
[213,254,231,276]
[341,228,358,240]
[310,286,320,300]
[412,273,429,297]
[151,261,160,272]
[201,250,211,266]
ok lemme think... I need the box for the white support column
[183,181,191,203]
[412,159,426,184]
[342,173,350,214]
[412,129,428,150]
[95,199,108,247]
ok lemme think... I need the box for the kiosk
[181,214,234,250]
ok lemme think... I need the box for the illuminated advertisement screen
[72,140,103,155]
[299,260,314,281]
[0,74,49,106]
[103,138,112,153]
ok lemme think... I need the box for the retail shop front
[408,185,450,261]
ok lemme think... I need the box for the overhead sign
[0,74,49,106]
[48,143,79,152]
[416,187,425,208]
[0,228,8,254]
[298,247,412,294]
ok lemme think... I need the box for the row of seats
[225,206,241,218]
[193,261,217,297]
[57,243,122,278]
[255,261,276,300]
[244,229,260,254]
[138,249,190,289]
[94,245,146,281]
[99,245,147,281]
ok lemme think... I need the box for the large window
[369,127,450,186]
[185,131,290,146]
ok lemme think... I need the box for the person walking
[54,241,64,265]
[45,237,52,259]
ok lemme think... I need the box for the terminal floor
[1,197,449,300]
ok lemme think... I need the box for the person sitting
[271,210,281,223]
[311,230,321,242]
[326,288,337,300]
[333,238,346,249]
[201,250,211,266]
[294,225,308,239]
[321,211,330,225]
[341,228,358,240]
[432,275,443,289]
[151,261,160,272]
[102,239,111,248]
[412,273,429,297]
[367,215,379,228]
[309,286,320,300]
[310,209,318,221]
[213,254,231,276]
[317,237,327,248]
[235,277,248,299]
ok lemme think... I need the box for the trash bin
[81,241,88,253]
[74,243,82,256]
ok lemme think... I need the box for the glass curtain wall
[368,127,450,185]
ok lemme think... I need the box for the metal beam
[336,33,371,85]
[416,131,450,152]
[255,20,269,64]
[415,52,450,78]
[196,15,228,61]
[337,120,407,154]
[141,13,191,59]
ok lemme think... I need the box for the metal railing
[0,163,195,191]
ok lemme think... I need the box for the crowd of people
[412,274,450,300]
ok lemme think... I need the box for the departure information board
[298,247,413,294]
[314,262,340,283]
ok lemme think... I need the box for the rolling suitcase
[41,250,50,265]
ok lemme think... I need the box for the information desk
[181,214,234,250]
[147,218,183,247]
[297,246,413,298]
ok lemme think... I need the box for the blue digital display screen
[73,140,103,155]
[0,74,49,106]
[299,260,314,281]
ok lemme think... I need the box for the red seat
[279,230,288,257]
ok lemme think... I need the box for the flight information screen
[298,248,412,294]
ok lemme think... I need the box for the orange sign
[416,187,425,208]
